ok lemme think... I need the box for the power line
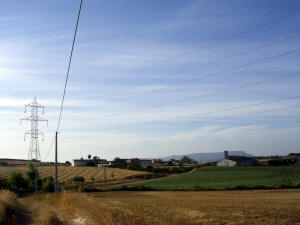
[145,10,300,67]
[167,104,300,127]
[71,72,300,121]
[88,101,300,133]
[73,32,300,99]
[56,0,83,132]
[70,12,300,98]
[157,95,300,125]
[44,0,83,161]
[73,49,300,114]
[44,136,56,161]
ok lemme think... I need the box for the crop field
[0,166,149,184]
[18,189,300,225]
[109,166,300,190]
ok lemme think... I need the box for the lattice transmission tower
[21,97,48,160]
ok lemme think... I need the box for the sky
[0,0,300,162]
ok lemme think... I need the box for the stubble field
[19,189,300,225]
[0,166,149,185]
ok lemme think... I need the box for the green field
[108,166,300,191]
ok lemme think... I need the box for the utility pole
[21,97,48,193]
[55,131,58,193]
[104,166,107,185]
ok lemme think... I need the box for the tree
[114,157,127,168]
[179,156,195,165]
[179,161,183,170]
[93,156,100,164]
[88,154,92,160]
[65,161,71,166]
[25,163,39,191]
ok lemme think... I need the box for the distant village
[0,151,299,169]
[71,151,300,168]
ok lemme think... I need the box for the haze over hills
[160,151,253,163]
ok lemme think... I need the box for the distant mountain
[160,151,253,163]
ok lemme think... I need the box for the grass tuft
[0,190,21,225]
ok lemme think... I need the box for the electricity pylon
[21,97,48,161]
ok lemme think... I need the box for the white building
[72,159,91,167]
[217,159,237,167]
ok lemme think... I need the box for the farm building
[259,157,300,167]
[217,159,237,167]
[227,156,258,166]
[107,161,116,167]
[140,159,152,166]
[151,159,163,165]
[72,159,91,167]
[217,151,258,166]
[126,158,152,166]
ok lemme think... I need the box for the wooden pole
[55,131,58,193]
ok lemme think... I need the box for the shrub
[72,176,85,183]
[42,177,55,193]
[7,171,28,194]
[0,180,8,190]
[121,185,128,190]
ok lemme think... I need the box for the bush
[72,176,85,183]
[42,177,55,193]
[127,163,141,171]
[7,171,28,194]
[0,179,8,190]
[146,165,153,172]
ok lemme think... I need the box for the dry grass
[27,201,65,225]
[0,166,149,185]
[20,189,300,225]
[0,190,21,225]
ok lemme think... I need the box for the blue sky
[0,0,300,162]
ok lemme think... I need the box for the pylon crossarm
[37,116,48,123]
